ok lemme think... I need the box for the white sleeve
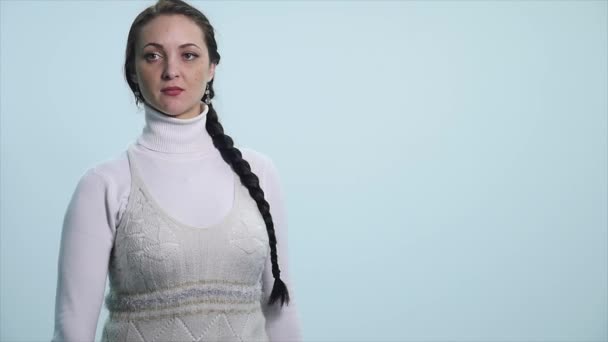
[260,157,303,342]
[52,168,117,342]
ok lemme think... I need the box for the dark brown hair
[124,0,290,307]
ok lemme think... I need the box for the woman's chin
[157,101,201,119]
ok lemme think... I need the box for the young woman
[52,0,301,341]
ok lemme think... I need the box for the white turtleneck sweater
[52,102,302,342]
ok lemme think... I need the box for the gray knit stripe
[109,305,260,322]
[106,282,262,312]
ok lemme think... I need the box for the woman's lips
[162,89,183,96]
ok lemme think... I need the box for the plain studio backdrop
[1,0,606,341]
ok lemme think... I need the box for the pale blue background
[1,0,606,341]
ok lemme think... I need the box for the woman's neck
[136,101,216,157]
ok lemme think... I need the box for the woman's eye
[184,53,198,60]
[143,52,197,61]
[144,53,160,61]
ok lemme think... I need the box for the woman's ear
[208,63,216,82]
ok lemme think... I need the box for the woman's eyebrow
[142,42,201,50]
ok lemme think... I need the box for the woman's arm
[259,155,303,342]
[52,168,119,342]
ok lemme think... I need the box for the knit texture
[101,146,270,342]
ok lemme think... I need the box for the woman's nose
[162,56,179,80]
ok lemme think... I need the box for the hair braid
[204,86,290,306]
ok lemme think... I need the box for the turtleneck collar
[136,101,216,155]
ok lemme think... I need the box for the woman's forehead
[138,15,205,48]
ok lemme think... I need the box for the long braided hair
[123,0,289,307]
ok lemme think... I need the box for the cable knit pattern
[101,146,270,342]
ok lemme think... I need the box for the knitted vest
[101,146,270,342]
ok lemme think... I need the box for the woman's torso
[101,145,270,342]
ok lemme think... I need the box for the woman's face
[132,14,216,119]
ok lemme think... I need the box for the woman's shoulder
[240,145,268,162]
[76,148,132,203]
[85,149,131,187]
[66,148,132,236]
[238,146,284,191]
[239,146,275,175]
